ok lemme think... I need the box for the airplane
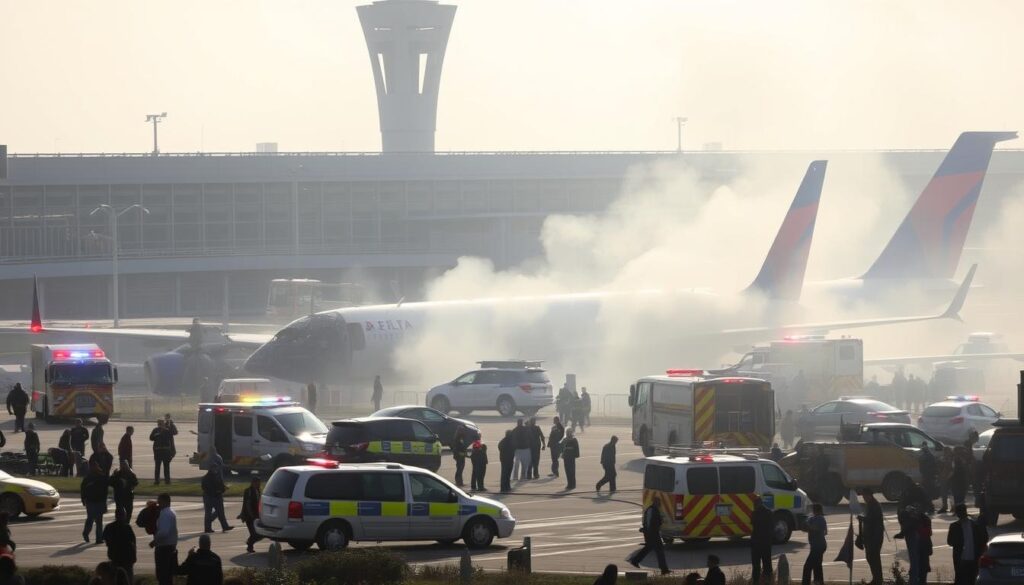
[804,131,1017,305]
[0,159,976,394]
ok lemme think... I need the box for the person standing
[176,533,223,585]
[111,463,138,521]
[750,496,774,585]
[57,427,74,477]
[371,375,384,412]
[69,418,90,456]
[91,420,105,454]
[498,430,514,493]
[164,414,178,462]
[527,418,545,479]
[556,385,572,423]
[511,419,531,481]
[23,423,39,476]
[802,503,827,585]
[948,504,986,585]
[595,436,618,494]
[627,499,670,575]
[102,508,137,583]
[201,467,233,533]
[151,493,178,585]
[704,555,726,585]
[306,383,317,414]
[118,427,134,470]
[859,489,885,585]
[81,461,110,544]
[548,417,565,477]
[451,426,469,488]
[239,476,263,553]
[5,383,28,434]
[570,392,584,433]
[580,387,592,428]
[562,428,580,490]
[916,512,933,585]
[470,440,488,491]
[950,447,971,510]
[780,410,795,449]
[90,443,114,476]
[150,420,172,485]
[919,444,938,512]
[937,446,955,513]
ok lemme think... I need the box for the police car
[255,462,515,551]
[326,417,442,472]
[643,450,809,545]
[918,395,1001,444]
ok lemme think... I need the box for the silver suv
[426,362,553,418]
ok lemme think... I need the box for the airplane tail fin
[30,275,42,332]
[863,131,1017,280]
[747,160,827,302]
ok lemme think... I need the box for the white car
[426,362,554,417]
[917,396,1001,444]
[256,462,516,551]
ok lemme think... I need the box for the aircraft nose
[243,313,351,384]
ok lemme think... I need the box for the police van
[325,417,442,472]
[255,462,516,551]
[642,450,809,545]
[191,398,328,473]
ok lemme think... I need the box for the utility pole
[145,112,168,156]
[90,204,150,326]
[674,117,688,153]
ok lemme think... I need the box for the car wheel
[881,473,907,502]
[288,540,314,551]
[463,517,496,549]
[0,494,22,519]
[496,397,517,418]
[641,429,655,457]
[431,396,451,415]
[771,512,793,544]
[316,520,351,551]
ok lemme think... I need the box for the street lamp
[145,112,167,156]
[673,116,688,153]
[90,204,149,327]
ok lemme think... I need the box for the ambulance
[642,451,809,545]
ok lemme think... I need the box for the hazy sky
[1,0,1021,153]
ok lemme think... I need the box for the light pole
[674,116,688,152]
[90,204,149,326]
[145,113,167,156]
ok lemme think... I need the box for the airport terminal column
[90,204,149,327]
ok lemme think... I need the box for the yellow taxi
[0,470,60,518]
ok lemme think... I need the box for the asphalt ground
[4,414,1021,581]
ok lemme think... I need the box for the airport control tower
[357,0,456,153]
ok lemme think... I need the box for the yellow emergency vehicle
[326,417,442,472]
[642,451,809,545]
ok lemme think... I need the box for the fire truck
[31,344,117,423]
[629,370,775,455]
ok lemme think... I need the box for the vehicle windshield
[859,400,899,412]
[922,405,962,417]
[373,407,404,417]
[51,363,113,385]
[275,411,328,437]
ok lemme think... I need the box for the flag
[834,520,855,569]
[848,489,862,516]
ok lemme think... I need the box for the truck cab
[31,344,117,423]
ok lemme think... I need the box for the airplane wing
[0,325,270,349]
[721,264,976,338]
[865,352,1024,367]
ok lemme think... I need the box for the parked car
[797,397,909,438]
[973,428,996,464]
[979,531,1024,584]
[369,405,479,447]
[982,423,1024,526]
[426,360,554,417]
[918,395,1000,444]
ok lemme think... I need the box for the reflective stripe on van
[369,441,441,456]
[302,501,501,518]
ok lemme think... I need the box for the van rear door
[717,464,757,536]
[682,466,719,538]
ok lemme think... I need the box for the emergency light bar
[239,395,292,404]
[946,395,980,402]
[52,349,105,360]
[666,369,704,377]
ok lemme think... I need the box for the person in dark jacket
[102,508,137,583]
[950,447,971,509]
[201,467,233,533]
[802,503,828,585]
[750,496,774,585]
[176,533,223,585]
[470,440,488,491]
[452,426,469,487]
[5,384,28,434]
[118,427,133,470]
[81,461,109,543]
[498,430,515,493]
[239,476,263,553]
[150,420,173,485]
[628,499,670,575]
[511,419,531,481]
[561,429,580,490]
[371,375,384,412]
[593,564,617,585]
[527,418,545,479]
[704,555,726,585]
[23,423,39,476]
[89,442,114,476]
[580,387,592,428]
[859,489,885,585]
[91,421,105,454]
[919,444,938,510]
[770,443,784,462]
[948,504,987,585]
[595,436,618,494]
[548,417,565,477]
[111,464,138,521]
[163,413,178,455]
[69,418,89,456]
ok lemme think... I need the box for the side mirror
[790,479,798,490]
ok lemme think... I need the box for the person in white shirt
[151,493,178,585]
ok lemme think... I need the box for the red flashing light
[689,455,714,463]
[305,458,339,468]
[91,349,105,358]
[214,407,227,413]
[53,350,69,359]
[667,369,703,378]
[29,324,42,333]
[719,378,745,384]
[519,384,533,393]
[287,501,304,521]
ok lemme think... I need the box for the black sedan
[369,405,480,448]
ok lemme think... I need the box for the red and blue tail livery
[863,131,1017,280]
[747,160,827,302]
